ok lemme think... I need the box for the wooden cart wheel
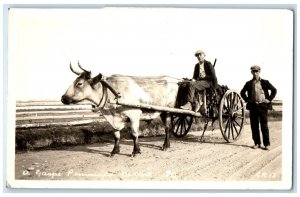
[171,114,194,138]
[219,90,245,142]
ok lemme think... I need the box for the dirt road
[14,121,282,182]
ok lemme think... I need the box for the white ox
[61,63,180,157]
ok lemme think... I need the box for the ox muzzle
[61,95,74,105]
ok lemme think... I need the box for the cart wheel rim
[219,90,245,142]
[171,114,193,138]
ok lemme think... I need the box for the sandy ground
[14,121,282,182]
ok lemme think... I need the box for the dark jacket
[240,78,277,110]
[192,60,218,88]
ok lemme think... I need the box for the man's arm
[240,83,250,103]
[267,80,277,101]
[192,64,199,80]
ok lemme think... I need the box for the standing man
[180,49,218,112]
[240,65,277,150]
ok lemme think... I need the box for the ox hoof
[162,147,169,151]
[131,153,141,158]
[109,153,116,158]
[131,151,141,158]
[109,152,120,157]
[162,146,170,151]
[110,148,120,157]
[162,144,170,151]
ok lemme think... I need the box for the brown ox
[61,62,180,157]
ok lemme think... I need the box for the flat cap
[250,65,261,71]
[194,49,206,56]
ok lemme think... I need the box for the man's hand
[264,99,270,103]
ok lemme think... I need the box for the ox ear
[91,73,103,85]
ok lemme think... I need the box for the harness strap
[92,80,121,112]
[98,85,108,107]
[100,80,121,99]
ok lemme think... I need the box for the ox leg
[161,112,172,151]
[111,131,120,156]
[130,119,141,157]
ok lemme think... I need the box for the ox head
[61,62,103,105]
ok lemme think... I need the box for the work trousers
[249,103,270,147]
[185,80,211,103]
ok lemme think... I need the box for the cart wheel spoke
[229,93,234,109]
[235,104,243,111]
[227,121,231,139]
[226,96,231,110]
[232,121,240,136]
[223,118,230,136]
[173,116,180,126]
[175,118,182,133]
[231,121,235,139]
[183,117,187,131]
[228,121,233,139]
[179,119,183,135]
[225,103,231,114]
[233,119,242,127]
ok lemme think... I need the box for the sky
[8,7,293,101]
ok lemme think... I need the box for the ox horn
[69,62,82,75]
[78,61,90,73]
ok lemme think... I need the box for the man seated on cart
[180,49,218,112]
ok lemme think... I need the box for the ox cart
[62,62,245,156]
[112,80,245,143]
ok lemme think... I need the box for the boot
[180,102,192,110]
